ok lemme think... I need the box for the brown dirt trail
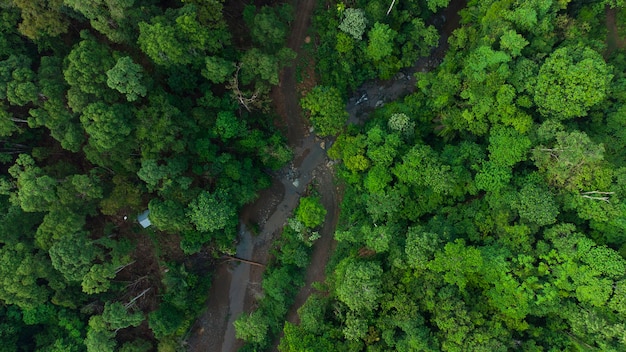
[187,0,469,350]
[607,6,626,55]
[186,0,334,350]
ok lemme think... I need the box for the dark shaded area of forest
[0,0,297,350]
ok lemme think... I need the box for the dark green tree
[106,57,147,102]
[301,86,348,136]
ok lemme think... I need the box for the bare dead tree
[125,275,149,291]
[386,0,397,15]
[222,255,265,267]
[227,64,258,112]
[226,64,271,112]
[114,261,136,274]
[580,191,614,203]
[124,287,152,309]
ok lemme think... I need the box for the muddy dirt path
[274,0,467,348]
[607,6,626,55]
[185,0,328,350]
[187,0,467,350]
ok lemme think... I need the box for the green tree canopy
[366,22,396,61]
[187,189,237,234]
[49,230,100,283]
[339,8,368,40]
[335,260,383,312]
[534,46,612,119]
[301,85,348,136]
[64,32,121,114]
[106,57,147,102]
[80,102,133,151]
[234,310,269,345]
[295,196,327,229]
[13,0,69,40]
[138,5,229,67]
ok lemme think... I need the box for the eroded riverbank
[187,0,467,350]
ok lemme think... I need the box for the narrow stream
[221,131,329,352]
[187,1,467,351]
[346,0,466,123]
[220,226,253,352]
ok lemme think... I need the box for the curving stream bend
[186,1,466,351]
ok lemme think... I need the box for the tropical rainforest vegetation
[4,0,626,351]
[279,0,626,351]
[0,0,293,350]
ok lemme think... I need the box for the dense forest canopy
[4,0,626,351]
[279,0,626,351]
[0,0,294,350]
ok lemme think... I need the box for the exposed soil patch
[109,217,163,345]
[606,6,626,55]
[186,0,327,350]
[240,176,285,229]
[187,0,468,350]
[273,1,468,348]
[295,44,318,98]
[270,0,316,147]
[271,163,341,350]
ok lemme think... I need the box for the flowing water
[187,1,467,351]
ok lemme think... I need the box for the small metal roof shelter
[138,210,151,228]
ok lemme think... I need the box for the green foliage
[301,86,348,136]
[234,311,269,345]
[240,48,294,86]
[300,0,626,351]
[214,111,244,140]
[202,56,234,84]
[100,175,143,216]
[187,189,237,234]
[138,5,229,67]
[426,0,451,12]
[335,260,383,312]
[500,29,529,57]
[535,46,612,119]
[13,0,69,40]
[85,316,116,352]
[487,126,531,167]
[106,57,147,102]
[148,199,189,233]
[102,302,144,330]
[80,102,133,150]
[295,196,327,229]
[405,227,442,270]
[366,22,396,61]
[238,211,312,350]
[513,183,559,226]
[392,144,455,194]
[387,113,415,136]
[64,0,148,44]
[49,231,99,282]
[0,55,37,106]
[532,129,605,190]
[339,8,368,40]
[296,294,328,334]
[0,1,300,351]
[244,5,292,51]
[148,303,184,339]
[0,242,53,309]
[64,32,118,111]
[5,0,626,351]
